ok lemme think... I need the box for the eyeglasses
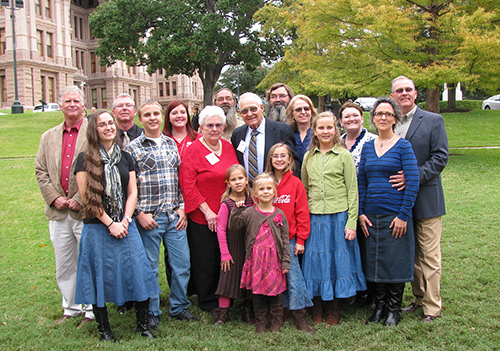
[204,123,224,129]
[97,121,116,128]
[271,154,289,160]
[270,94,288,100]
[114,103,135,109]
[392,87,414,94]
[294,106,310,113]
[375,111,396,118]
[240,106,259,116]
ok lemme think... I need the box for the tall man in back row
[390,76,448,323]
[35,86,94,328]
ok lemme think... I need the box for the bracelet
[107,220,114,228]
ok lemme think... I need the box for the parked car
[354,97,377,111]
[482,95,500,110]
[33,103,60,113]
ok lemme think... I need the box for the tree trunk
[447,83,457,111]
[426,85,440,113]
[200,65,224,107]
[318,95,326,112]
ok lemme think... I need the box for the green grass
[0,110,499,350]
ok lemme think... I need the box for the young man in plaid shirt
[125,100,197,328]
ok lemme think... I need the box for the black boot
[93,305,115,342]
[269,294,284,332]
[383,283,405,326]
[365,283,387,325]
[135,300,156,338]
[253,294,268,334]
[242,299,255,325]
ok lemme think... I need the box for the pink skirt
[240,221,286,296]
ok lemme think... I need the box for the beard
[221,106,240,140]
[265,103,287,123]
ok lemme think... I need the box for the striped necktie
[248,129,259,180]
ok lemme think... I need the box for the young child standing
[265,143,314,333]
[214,164,254,325]
[301,111,366,326]
[230,173,291,334]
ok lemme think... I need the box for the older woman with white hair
[179,106,239,314]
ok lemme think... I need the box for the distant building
[0,0,203,110]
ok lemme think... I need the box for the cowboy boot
[291,308,314,333]
[214,307,230,325]
[325,299,340,326]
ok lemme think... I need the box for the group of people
[35,76,448,341]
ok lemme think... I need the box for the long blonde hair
[304,111,343,166]
[220,164,251,202]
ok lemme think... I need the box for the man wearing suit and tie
[390,76,449,323]
[231,92,299,182]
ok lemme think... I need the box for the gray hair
[239,92,262,108]
[391,76,416,93]
[112,93,135,108]
[370,97,401,130]
[199,105,226,126]
[58,86,85,105]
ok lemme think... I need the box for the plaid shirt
[125,133,184,221]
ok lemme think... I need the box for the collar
[63,118,83,132]
[313,144,342,155]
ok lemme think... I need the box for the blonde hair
[265,143,295,175]
[304,111,343,165]
[138,100,162,117]
[220,164,251,202]
[251,173,277,202]
[285,95,317,131]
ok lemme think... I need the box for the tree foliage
[256,0,500,112]
[89,0,284,105]
[216,65,270,97]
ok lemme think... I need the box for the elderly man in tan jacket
[35,86,93,328]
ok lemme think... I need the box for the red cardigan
[273,170,310,245]
[180,138,238,225]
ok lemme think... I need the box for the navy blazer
[405,107,448,219]
[231,118,300,177]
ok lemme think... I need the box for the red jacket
[273,170,310,245]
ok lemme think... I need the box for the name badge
[237,140,247,153]
[206,152,220,165]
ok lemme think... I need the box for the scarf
[100,143,123,221]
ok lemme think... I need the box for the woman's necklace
[377,134,396,148]
[202,138,221,155]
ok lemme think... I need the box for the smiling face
[96,112,117,144]
[390,78,417,115]
[313,116,337,148]
[228,169,248,195]
[270,146,292,174]
[138,103,164,138]
[269,86,290,108]
[340,107,364,135]
[373,102,397,132]
[169,104,188,129]
[60,91,85,123]
[292,98,312,126]
[112,96,136,126]
[215,89,235,113]
[200,115,224,145]
[239,97,264,129]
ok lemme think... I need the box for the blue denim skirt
[363,213,415,283]
[75,221,160,307]
[302,212,366,300]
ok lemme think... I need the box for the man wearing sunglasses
[390,76,449,323]
[231,92,299,182]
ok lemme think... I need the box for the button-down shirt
[395,105,417,138]
[301,145,358,230]
[60,119,83,196]
[124,133,184,221]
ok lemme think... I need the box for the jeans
[136,213,191,316]
[282,238,313,310]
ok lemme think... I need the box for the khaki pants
[411,216,442,316]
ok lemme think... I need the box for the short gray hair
[239,92,262,108]
[370,97,401,130]
[391,76,416,93]
[58,86,85,105]
[199,105,226,126]
[112,93,135,109]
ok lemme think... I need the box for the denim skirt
[302,212,366,300]
[75,221,160,307]
[363,213,415,283]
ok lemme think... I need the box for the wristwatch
[124,216,133,223]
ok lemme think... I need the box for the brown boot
[291,309,314,333]
[312,297,323,325]
[269,295,283,332]
[242,299,255,325]
[325,299,340,326]
[214,307,229,325]
[253,295,268,334]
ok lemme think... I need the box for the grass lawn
[0,109,499,350]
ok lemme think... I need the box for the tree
[256,0,500,112]
[216,65,270,97]
[89,0,284,106]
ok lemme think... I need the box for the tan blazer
[35,118,88,220]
